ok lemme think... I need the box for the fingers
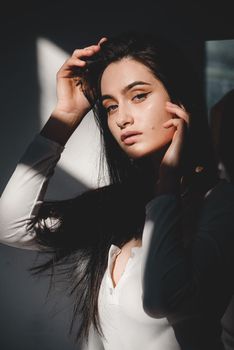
[68,37,107,66]
[57,56,86,79]
[98,37,108,45]
[165,101,190,124]
[57,37,108,79]
[163,102,189,136]
[162,117,186,132]
[72,46,99,59]
[72,36,108,60]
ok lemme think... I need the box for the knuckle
[56,72,61,81]
[73,48,81,56]
[85,45,96,50]
[56,69,62,77]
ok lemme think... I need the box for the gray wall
[0,1,233,349]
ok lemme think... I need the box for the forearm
[141,194,192,318]
[0,134,64,250]
[40,109,86,146]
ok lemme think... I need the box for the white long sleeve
[0,134,64,250]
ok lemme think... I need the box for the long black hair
[29,31,219,345]
[82,31,218,189]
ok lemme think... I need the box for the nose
[116,107,134,129]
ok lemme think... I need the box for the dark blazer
[143,179,234,350]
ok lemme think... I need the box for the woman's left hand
[157,101,190,194]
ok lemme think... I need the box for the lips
[120,131,142,142]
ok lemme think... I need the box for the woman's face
[100,58,175,159]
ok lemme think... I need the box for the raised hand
[40,37,107,145]
[54,37,107,122]
[157,101,190,194]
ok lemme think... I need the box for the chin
[124,143,167,160]
[124,148,148,160]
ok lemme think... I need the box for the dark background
[0,1,234,349]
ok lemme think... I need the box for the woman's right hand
[53,37,107,124]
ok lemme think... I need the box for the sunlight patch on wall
[36,37,109,193]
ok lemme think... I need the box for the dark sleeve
[141,181,234,319]
[221,295,234,350]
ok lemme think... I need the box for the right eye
[105,104,118,114]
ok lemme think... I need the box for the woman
[0,31,234,350]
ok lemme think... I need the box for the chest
[98,245,180,349]
[111,249,132,287]
[111,239,142,288]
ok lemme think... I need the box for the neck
[132,145,169,202]
[148,143,176,197]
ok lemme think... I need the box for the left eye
[132,93,149,101]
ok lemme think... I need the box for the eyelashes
[106,105,117,113]
[104,92,150,115]
[133,92,149,101]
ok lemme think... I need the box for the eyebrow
[101,81,151,102]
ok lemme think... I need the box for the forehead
[100,58,155,94]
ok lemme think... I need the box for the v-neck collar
[107,244,142,291]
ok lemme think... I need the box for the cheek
[146,109,175,146]
[141,102,171,128]
[107,119,118,141]
[107,118,113,134]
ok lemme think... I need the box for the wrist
[40,113,81,146]
[52,107,85,126]
[156,168,181,195]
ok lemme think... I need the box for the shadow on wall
[0,19,101,350]
[1,2,233,349]
[0,33,88,348]
[0,244,80,350]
